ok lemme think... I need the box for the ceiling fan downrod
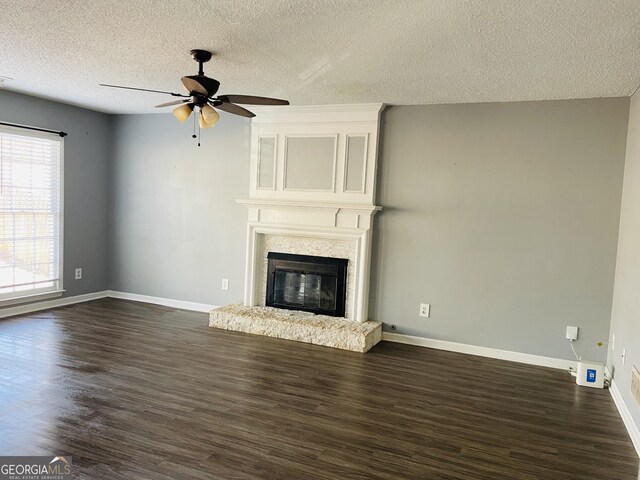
[190,49,213,76]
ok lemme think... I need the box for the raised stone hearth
[209,304,382,353]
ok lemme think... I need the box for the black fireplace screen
[266,252,348,317]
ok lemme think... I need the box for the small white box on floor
[576,361,605,388]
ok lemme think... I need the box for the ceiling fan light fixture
[201,104,220,126]
[199,112,216,129]
[99,49,289,145]
[173,103,194,123]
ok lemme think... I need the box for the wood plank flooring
[0,298,638,479]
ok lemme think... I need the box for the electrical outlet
[419,304,430,318]
[622,348,626,365]
[74,268,82,280]
[221,279,229,290]
[565,326,578,341]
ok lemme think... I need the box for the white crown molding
[236,198,382,212]
[251,103,386,125]
[0,290,110,319]
[609,379,640,457]
[382,332,577,370]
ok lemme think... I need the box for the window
[0,127,63,303]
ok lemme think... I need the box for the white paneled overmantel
[248,104,384,204]
[239,104,384,323]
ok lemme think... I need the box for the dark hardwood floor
[0,298,638,479]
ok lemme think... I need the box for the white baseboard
[609,379,640,457]
[382,332,576,370]
[0,290,110,319]
[105,290,216,313]
[0,290,217,320]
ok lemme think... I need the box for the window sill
[0,290,65,308]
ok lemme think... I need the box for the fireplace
[239,103,383,323]
[265,252,348,317]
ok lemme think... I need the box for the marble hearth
[209,304,381,352]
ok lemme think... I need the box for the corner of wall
[607,89,640,457]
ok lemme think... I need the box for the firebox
[265,252,348,317]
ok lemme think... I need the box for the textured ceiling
[1,0,640,113]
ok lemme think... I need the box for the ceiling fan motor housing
[184,75,220,98]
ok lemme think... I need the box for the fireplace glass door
[266,253,347,317]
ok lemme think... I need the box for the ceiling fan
[100,49,289,142]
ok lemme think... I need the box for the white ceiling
[1,0,640,114]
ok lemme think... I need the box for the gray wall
[370,99,629,362]
[109,113,250,306]
[0,90,110,297]
[608,91,640,430]
[1,90,630,366]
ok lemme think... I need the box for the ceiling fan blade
[155,99,189,108]
[214,102,256,118]
[181,77,208,96]
[217,94,289,105]
[99,84,187,97]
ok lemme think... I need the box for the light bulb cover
[201,105,220,125]
[173,103,194,123]
[199,112,215,129]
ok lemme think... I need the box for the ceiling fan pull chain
[192,113,197,139]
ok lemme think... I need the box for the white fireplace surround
[239,104,384,323]
[239,201,381,322]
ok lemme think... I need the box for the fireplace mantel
[237,199,381,230]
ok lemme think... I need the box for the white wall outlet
[611,333,615,352]
[622,348,626,365]
[74,268,82,280]
[565,326,578,341]
[221,279,229,291]
[419,303,430,318]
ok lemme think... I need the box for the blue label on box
[586,369,596,383]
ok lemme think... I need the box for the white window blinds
[0,127,62,300]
